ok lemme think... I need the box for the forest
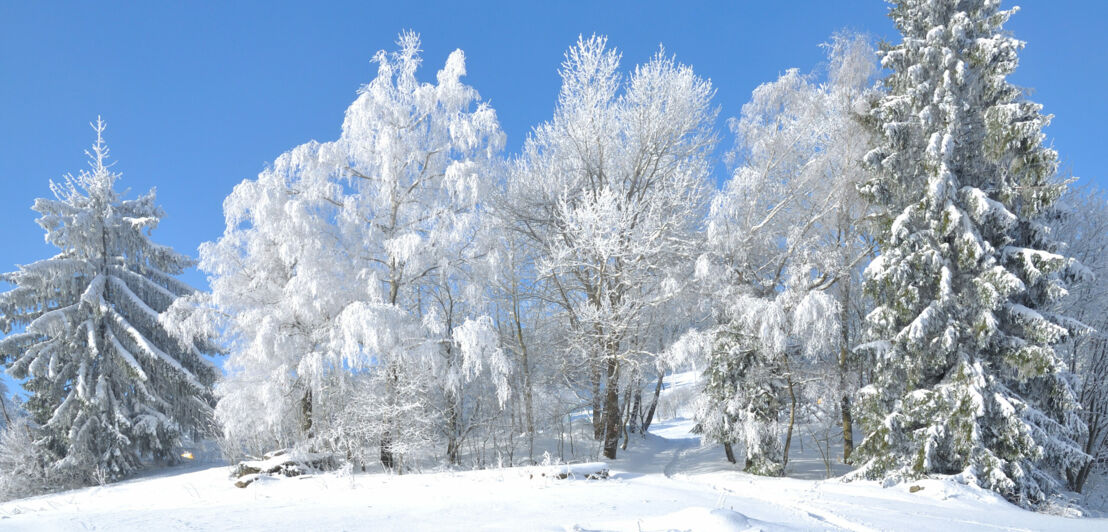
[1,0,1106,520]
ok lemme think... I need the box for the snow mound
[230,449,339,487]
[550,462,610,480]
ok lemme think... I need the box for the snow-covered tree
[1051,185,1108,492]
[176,33,508,468]
[0,380,13,430]
[507,35,716,459]
[817,33,881,461]
[0,388,48,501]
[0,120,219,485]
[694,33,876,474]
[483,232,542,463]
[851,0,1087,506]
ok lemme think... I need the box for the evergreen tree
[853,0,1088,506]
[695,324,787,475]
[0,120,219,484]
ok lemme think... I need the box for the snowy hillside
[1,372,1103,531]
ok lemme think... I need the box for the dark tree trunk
[0,394,11,427]
[782,355,797,468]
[446,390,461,465]
[628,386,643,434]
[380,434,395,470]
[724,442,737,464]
[641,373,664,434]
[838,275,855,462]
[300,388,313,439]
[601,356,622,459]
[841,393,854,462]
[514,303,535,463]
[1072,338,1107,492]
[592,362,604,440]
[380,364,399,471]
[620,385,633,450]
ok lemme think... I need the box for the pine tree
[695,324,787,475]
[853,0,1088,506]
[0,120,219,484]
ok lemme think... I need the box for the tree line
[1,0,1106,510]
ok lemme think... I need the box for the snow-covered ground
[2,373,1105,531]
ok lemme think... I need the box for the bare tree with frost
[1051,185,1108,492]
[0,120,219,486]
[507,35,715,459]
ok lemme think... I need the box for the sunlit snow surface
[1,374,1104,531]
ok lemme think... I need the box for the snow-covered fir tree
[0,120,219,485]
[852,0,1088,506]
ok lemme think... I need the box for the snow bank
[619,506,795,532]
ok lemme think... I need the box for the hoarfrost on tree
[171,32,509,468]
[507,34,716,459]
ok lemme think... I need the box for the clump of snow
[230,449,339,487]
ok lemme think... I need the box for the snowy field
[1,372,1105,531]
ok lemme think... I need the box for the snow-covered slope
[1,374,1103,531]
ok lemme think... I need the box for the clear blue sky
[1,0,1104,295]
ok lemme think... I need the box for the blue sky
[0,0,1105,296]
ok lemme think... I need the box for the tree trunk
[641,373,664,434]
[782,355,797,469]
[380,433,395,470]
[841,394,854,462]
[620,384,634,450]
[1072,338,1107,492]
[723,442,737,464]
[380,365,398,471]
[1073,404,1100,492]
[628,386,643,434]
[300,388,313,439]
[601,356,622,459]
[838,275,854,462]
[592,361,604,440]
[0,394,11,427]
[446,389,461,465]
[380,277,401,471]
[523,363,535,463]
[512,289,535,463]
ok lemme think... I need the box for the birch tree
[694,33,876,474]
[175,33,509,468]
